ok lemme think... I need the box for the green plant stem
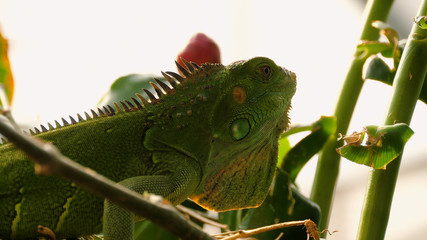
[357,2,427,239]
[309,0,394,235]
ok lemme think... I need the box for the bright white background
[0,0,425,239]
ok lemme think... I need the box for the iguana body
[0,57,296,239]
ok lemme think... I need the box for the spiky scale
[77,114,84,122]
[136,93,149,107]
[98,108,105,117]
[124,100,135,110]
[175,61,191,77]
[85,112,92,120]
[47,123,55,130]
[91,109,99,118]
[62,117,69,126]
[154,78,172,94]
[180,58,195,72]
[161,71,178,88]
[29,129,35,135]
[107,105,115,115]
[191,62,201,69]
[40,124,48,132]
[120,101,129,112]
[103,106,110,115]
[113,103,122,113]
[69,116,77,124]
[34,127,41,134]
[150,82,164,97]
[165,71,184,83]
[143,89,158,103]
[131,97,143,110]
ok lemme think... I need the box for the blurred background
[0,0,425,239]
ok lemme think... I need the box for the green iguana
[0,57,296,240]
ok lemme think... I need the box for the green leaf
[97,74,161,107]
[372,21,399,47]
[337,123,414,169]
[356,41,391,58]
[414,16,427,29]
[277,136,291,167]
[281,116,336,182]
[363,54,427,105]
[363,56,393,85]
[356,21,402,69]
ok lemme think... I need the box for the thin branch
[176,205,230,232]
[0,120,215,240]
[213,219,321,240]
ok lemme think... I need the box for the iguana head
[190,57,296,211]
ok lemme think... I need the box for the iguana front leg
[103,151,201,240]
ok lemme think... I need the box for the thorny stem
[309,0,394,236]
[356,0,427,239]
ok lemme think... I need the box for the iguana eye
[230,119,250,140]
[259,65,272,81]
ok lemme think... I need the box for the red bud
[177,33,221,67]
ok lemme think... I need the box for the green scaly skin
[0,57,296,239]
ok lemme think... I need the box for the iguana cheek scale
[0,57,296,239]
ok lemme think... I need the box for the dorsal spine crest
[0,60,224,144]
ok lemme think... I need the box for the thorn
[136,93,149,106]
[131,97,143,110]
[165,71,184,83]
[40,124,48,132]
[143,89,158,102]
[154,78,172,93]
[62,117,69,126]
[124,100,135,110]
[29,129,35,135]
[180,58,195,72]
[175,60,191,77]
[47,123,54,130]
[91,109,99,118]
[150,82,164,97]
[120,101,130,111]
[34,127,41,134]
